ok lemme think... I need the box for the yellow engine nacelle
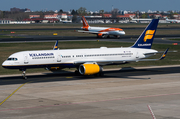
[79,64,101,75]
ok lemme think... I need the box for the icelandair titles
[138,43,151,46]
[29,53,54,57]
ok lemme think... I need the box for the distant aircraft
[62,20,72,23]
[166,17,180,23]
[130,18,152,23]
[2,19,169,79]
[131,18,152,21]
[78,16,125,38]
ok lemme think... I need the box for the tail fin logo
[82,16,89,27]
[144,30,155,42]
[82,18,87,26]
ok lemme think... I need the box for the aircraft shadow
[0,66,180,85]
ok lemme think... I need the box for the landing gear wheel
[114,35,120,39]
[21,70,27,80]
[116,35,120,39]
[23,76,27,80]
[22,73,27,80]
[101,35,105,38]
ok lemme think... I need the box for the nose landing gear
[20,69,27,80]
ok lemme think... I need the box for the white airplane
[78,16,125,38]
[62,20,72,23]
[2,19,169,79]
[130,18,152,23]
[166,17,180,23]
[131,18,152,21]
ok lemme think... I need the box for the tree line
[0,7,178,21]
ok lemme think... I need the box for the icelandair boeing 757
[2,19,169,79]
[78,16,125,38]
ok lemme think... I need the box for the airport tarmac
[0,65,180,119]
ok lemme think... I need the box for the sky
[0,0,180,12]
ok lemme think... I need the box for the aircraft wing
[74,60,130,66]
[78,30,109,35]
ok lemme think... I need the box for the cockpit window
[7,58,18,61]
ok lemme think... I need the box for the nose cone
[2,61,8,68]
[120,31,125,35]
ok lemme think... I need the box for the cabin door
[57,54,61,62]
[136,52,139,59]
[24,54,29,64]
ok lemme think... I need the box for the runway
[0,65,180,119]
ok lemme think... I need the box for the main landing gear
[20,69,27,80]
[114,35,120,39]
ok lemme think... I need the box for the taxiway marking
[0,81,34,106]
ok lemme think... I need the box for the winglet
[160,48,169,60]
[53,40,58,50]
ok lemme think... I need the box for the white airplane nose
[2,61,8,68]
[118,30,125,35]
[121,31,125,35]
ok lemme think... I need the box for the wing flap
[74,60,131,66]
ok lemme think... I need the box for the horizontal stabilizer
[159,48,169,60]
[138,48,169,61]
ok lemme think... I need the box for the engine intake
[79,64,101,75]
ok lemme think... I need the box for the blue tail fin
[131,19,159,49]
[53,40,58,50]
